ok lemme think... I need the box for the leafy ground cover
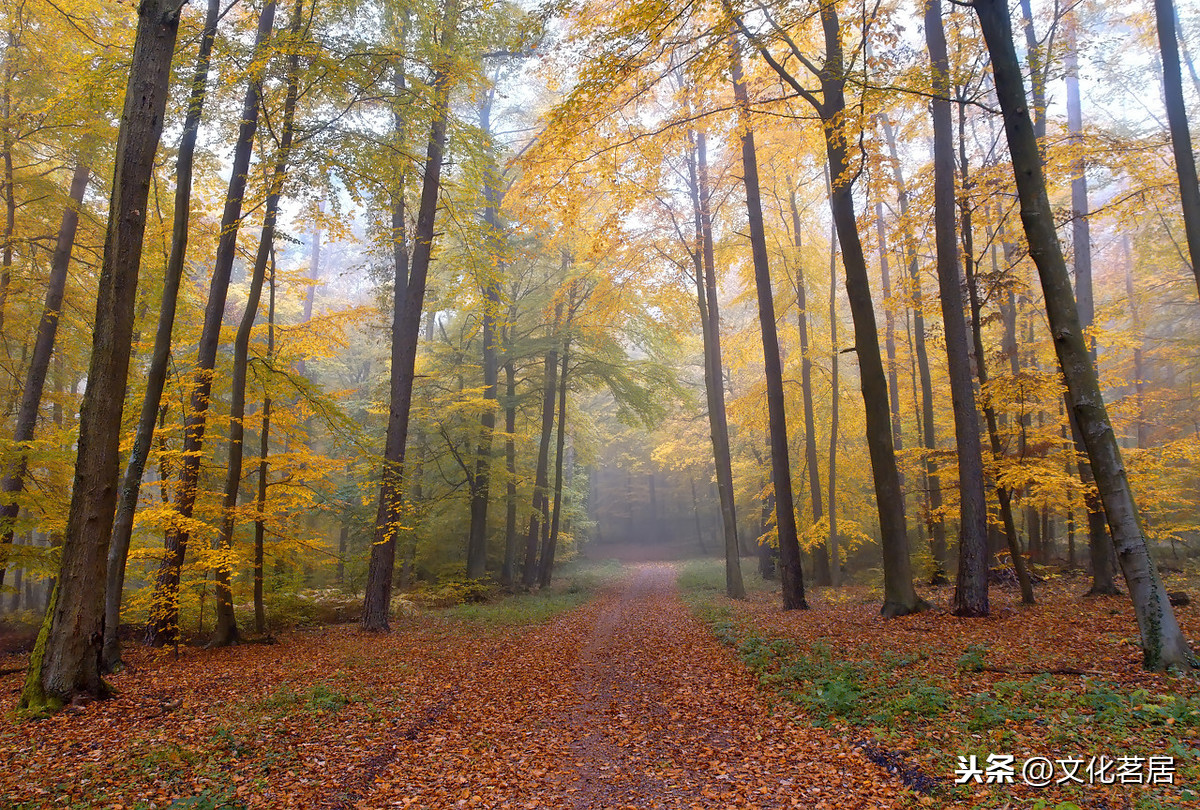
[678,558,1200,809]
[0,561,903,809]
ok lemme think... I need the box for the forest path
[357,563,901,809]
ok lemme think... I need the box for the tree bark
[362,0,460,630]
[789,186,829,586]
[22,0,185,710]
[500,356,518,587]
[522,303,560,588]
[210,1,303,649]
[1154,0,1200,299]
[927,0,988,617]
[146,0,279,647]
[880,113,948,583]
[254,251,276,636]
[730,36,804,609]
[0,161,89,584]
[538,338,570,587]
[827,212,840,588]
[975,0,1194,670]
[687,127,744,599]
[104,0,220,670]
[465,94,505,580]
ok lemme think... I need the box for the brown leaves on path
[359,563,902,809]
[0,565,903,808]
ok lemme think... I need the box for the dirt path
[359,564,903,809]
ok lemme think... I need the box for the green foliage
[167,787,247,810]
[956,643,988,673]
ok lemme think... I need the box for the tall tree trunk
[1154,0,1200,299]
[1062,15,1119,596]
[1123,235,1147,448]
[730,36,804,609]
[146,0,279,647]
[296,200,322,378]
[500,356,518,587]
[1018,0,1048,144]
[880,114,948,583]
[210,0,303,649]
[927,0,988,617]
[253,251,276,636]
[0,161,89,585]
[977,228,1036,603]
[465,96,505,580]
[873,200,903,456]
[789,186,829,586]
[539,339,570,587]
[105,0,220,667]
[361,0,460,630]
[757,3,924,614]
[828,216,841,588]
[21,0,185,710]
[975,0,1194,670]
[0,16,19,353]
[522,303,560,588]
[687,127,744,599]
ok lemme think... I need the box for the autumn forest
[0,0,1199,806]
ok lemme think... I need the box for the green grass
[437,558,625,626]
[676,556,776,598]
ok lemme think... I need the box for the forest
[0,0,1199,806]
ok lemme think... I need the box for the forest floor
[0,561,1197,809]
[679,559,1200,810]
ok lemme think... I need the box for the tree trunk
[522,303,560,588]
[500,357,518,587]
[880,113,948,583]
[789,187,829,586]
[873,200,903,458]
[976,228,1036,604]
[828,214,841,588]
[0,161,89,585]
[1154,0,1200,299]
[145,0,279,647]
[254,252,276,636]
[362,0,459,630]
[730,36,804,609]
[104,0,220,669]
[927,0,988,617]
[21,0,185,710]
[539,339,570,587]
[1123,236,1147,448]
[687,127,744,599]
[210,3,302,648]
[465,95,505,580]
[814,5,922,615]
[975,0,1194,670]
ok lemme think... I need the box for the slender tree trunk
[253,252,276,636]
[927,2,988,616]
[789,187,829,586]
[522,304,560,587]
[210,4,302,648]
[809,5,922,614]
[828,215,841,588]
[1123,236,1147,448]
[977,229,1035,603]
[362,0,459,629]
[1154,0,1200,298]
[465,96,506,580]
[0,17,19,353]
[1018,0,1048,144]
[873,200,903,456]
[0,161,89,585]
[881,114,948,583]
[500,356,518,586]
[104,0,220,669]
[296,200,322,378]
[687,128,744,598]
[146,0,279,647]
[975,0,1194,670]
[730,36,804,609]
[539,340,570,587]
[21,0,185,710]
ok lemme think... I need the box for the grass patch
[437,558,625,626]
